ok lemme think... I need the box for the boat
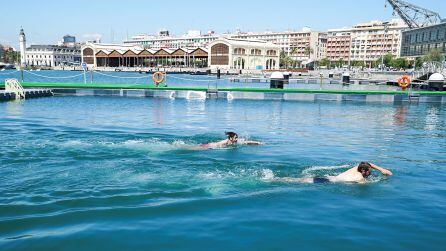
[190,71,208,75]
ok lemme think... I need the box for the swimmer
[281,162,393,184]
[198,132,262,149]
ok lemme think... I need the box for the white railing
[5,78,25,99]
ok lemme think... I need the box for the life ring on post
[152,72,166,87]
[397,75,411,91]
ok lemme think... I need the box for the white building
[19,29,81,67]
[208,38,280,70]
[231,29,328,62]
[24,45,81,67]
[124,30,219,50]
[327,19,408,64]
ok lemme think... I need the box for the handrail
[5,78,25,99]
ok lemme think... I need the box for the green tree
[280,51,292,69]
[376,53,394,67]
[351,61,365,67]
[391,58,408,69]
[304,46,313,58]
[337,58,345,68]
[5,50,20,64]
[423,49,445,63]
[319,58,330,67]
[415,57,424,68]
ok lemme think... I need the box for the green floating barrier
[1,82,446,96]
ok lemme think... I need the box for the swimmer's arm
[370,163,393,176]
[240,140,263,145]
[211,140,228,148]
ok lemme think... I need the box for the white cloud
[82,33,103,39]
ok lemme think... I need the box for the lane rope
[93,71,148,79]
[25,70,84,79]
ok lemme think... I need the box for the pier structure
[2,81,446,104]
[82,43,208,68]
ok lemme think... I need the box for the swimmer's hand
[381,169,393,176]
[241,140,263,145]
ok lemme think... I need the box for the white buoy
[169,91,176,99]
[428,73,445,82]
[227,92,234,101]
[270,72,284,80]
[186,91,206,100]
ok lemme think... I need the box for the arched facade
[266,59,277,70]
[208,38,280,70]
[233,57,245,70]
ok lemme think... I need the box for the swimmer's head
[358,162,372,178]
[225,131,238,143]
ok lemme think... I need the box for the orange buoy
[152,72,166,86]
[397,75,411,91]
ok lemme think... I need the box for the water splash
[301,164,351,177]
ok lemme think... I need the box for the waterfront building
[62,35,76,47]
[400,22,446,58]
[24,45,81,67]
[327,19,407,65]
[81,42,209,68]
[208,38,280,70]
[19,29,81,67]
[326,32,352,63]
[124,30,219,50]
[231,29,327,63]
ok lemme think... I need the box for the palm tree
[304,46,313,59]
[289,48,298,68]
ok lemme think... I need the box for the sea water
[0,96,445,250]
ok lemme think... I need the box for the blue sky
[1,0,445,48]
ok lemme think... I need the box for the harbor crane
[385,0,442,29]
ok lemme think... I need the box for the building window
[83,48,94,56]
[251,49,261,55]
[266,50,277,56]
[233,48,245,55]
[210,43,229,65]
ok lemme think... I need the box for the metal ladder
[5,78,25,99]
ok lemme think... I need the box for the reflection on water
[393,105,408,126]
[425,106,440,131]
[5,99,24,117]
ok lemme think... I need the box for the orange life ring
[152,72,166,86]
[397,75,411,90]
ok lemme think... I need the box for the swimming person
[281,162,393,184]
[199,132,262,149]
